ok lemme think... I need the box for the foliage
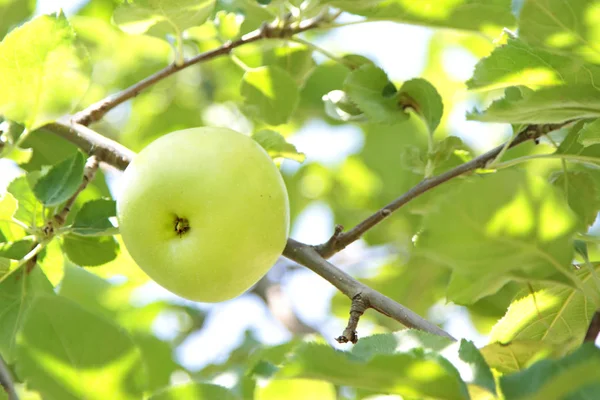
[1,0,600,399]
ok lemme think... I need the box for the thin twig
[72,11,334,126]
[315,122,572,258]
[584,311,600,342]
[0,354,18,400]
[336,294,368,344]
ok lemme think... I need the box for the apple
[116,127,290,302]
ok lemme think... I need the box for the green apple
[117,127,289,302]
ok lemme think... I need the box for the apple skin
[116,127,289,302]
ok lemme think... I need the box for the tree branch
[284,239,455,339]
[584,310,600,342]
[315,122,572,258]
[0,354,17,400]
[72,11,335,126]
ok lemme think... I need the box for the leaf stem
[494,153,600,170]
[0,241,47,285]
[289,37,355,68]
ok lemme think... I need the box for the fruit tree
[1,0,600,399]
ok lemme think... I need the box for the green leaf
[467,85,600,124]
[467,38,600,91]
[0,240,35,260]
[500,343,600,400]
[398,78,444,134]
[0,13,90,129]
[323,0,514,34]
[71,199,117,236]
[550,171,600,227]
[15,295,146,400]
[578,118,600,146]
[63,234,119,266]
[516,0,600,64]
[252,130,305,163]
[148,382,239,400]
[241,66,299,125]
[0,268,53,363]
[276,342,469,400]
[352,331,495,395]
[261,43,316,86]
[322,89,366,122]
[0,0,35,39]
[419,170,579,304]
[33,151,85,207]
[7,176,42,227]
[481,340,557,374]
[490,266,598,351]
[113,0,215,36]
[344,65,407,124]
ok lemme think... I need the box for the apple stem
[174,217,190,237]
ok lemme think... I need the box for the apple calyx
[174,216,190,237]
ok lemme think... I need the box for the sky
[12,0,498,374]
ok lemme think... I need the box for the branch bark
[0,354,17,400]
[315,122,572,258]
[584,310,600,343]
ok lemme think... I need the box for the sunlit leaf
[276,342,469,400]
[468,85,600,123]
[0,13,90,129]
[241,66,299,125]
[516,0,600,64]
[323,0,514,34]
[481,340,558,374]
[419,170,579,304]
[500,343,600,400]
[15,295,146,399]
[490,266,598,351]
[467,38,600,91]
[252,130,305,163]
[550,171,600,227]
[63,234,119,267]
[255,379,336,400]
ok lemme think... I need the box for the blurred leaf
[322,89,366,121]
[419,170,579,304]
[0,192,17,222]
[7,176,42,227]
[500,343,600,400]
[467,38,600,91]
[550,171,600,227]
[33,151,85,207]
[344,65,407,124]
[63,234,119,266]
[0,240,34,260]
[0,13,90,129]
[481,340,558,374]
[276,342,469,400]
[252,130,305,163]
[490,265,598,351]
[15,295,146,400]
[113,0,215,36]
[255,379,336,400]
[261,42,315,86]
[352,331,495,395]
[71,199,117,236]
[0,268,53,363]
[516,0,600,64]
[323,0,514,33]
[134,333,181,393]
[398,78,444,134]
[468,85,600,124]
[241,66,299,125]
[148,382,238,400]
[0,0,35,39]
[578,118,600,145]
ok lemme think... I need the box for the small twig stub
[336,293,369,344]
